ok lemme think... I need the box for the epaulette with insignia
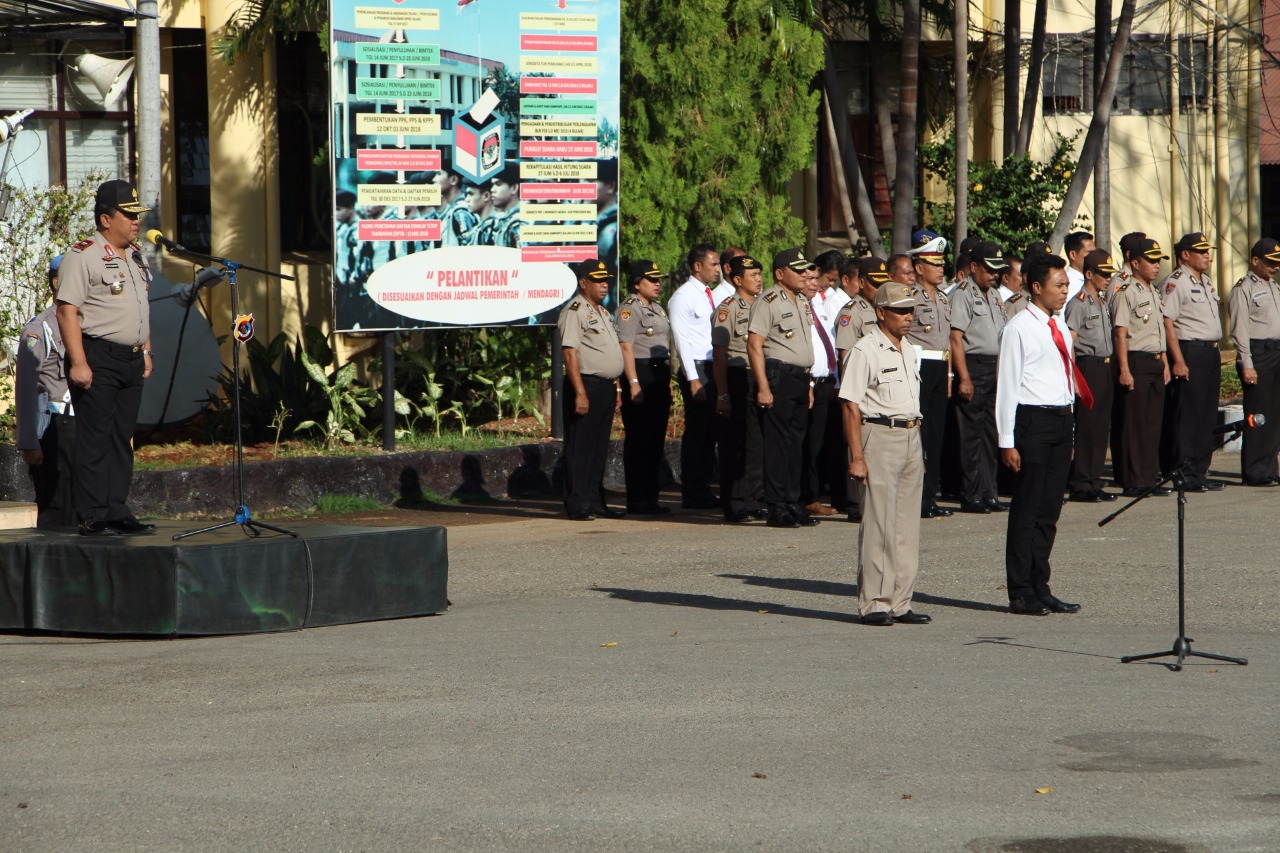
[763,291,779,303]
[1077,291,1087,301]
[71,238,94,252]
[1171,269,1184,279]
[1008,293,1023,304]
[718,296,734,308]
[622,295,639,305]
[569,300,581,310]
[1115,281,1131,293]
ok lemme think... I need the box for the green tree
[620,0,823,267]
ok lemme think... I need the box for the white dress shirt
[711,279,736,305]
[825,286,852,326]
[1066,266,1085,301]
[668,277,717,381]
[996,303,1076,448]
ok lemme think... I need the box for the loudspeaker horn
[62,45,135,110]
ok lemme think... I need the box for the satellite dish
[140,269,222,427]
[62,44,135,111]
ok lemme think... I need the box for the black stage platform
[0,522,448,636]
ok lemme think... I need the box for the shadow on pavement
[718,573,1009,613]
[591,586,857,624]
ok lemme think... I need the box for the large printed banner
[330,0,620,331]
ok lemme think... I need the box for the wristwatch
[718,394,730,402]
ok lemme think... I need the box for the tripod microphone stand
[1099,422,1250,671]
[154,243,299,541]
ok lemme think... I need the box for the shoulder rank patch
[764,291,779,303]
[1171,268,1184,279]
[622,295,638,305]
[620,310,632,321]
[1115,281,1130,293]
[71,238,94,252]
[719,296,734,308]
[569,300,581,310]
[1077,291,1087,301]
[717,309,729,323]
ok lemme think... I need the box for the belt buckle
[1104,356,1111,363]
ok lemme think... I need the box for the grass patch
[314,494,386,513]
[1221,361,1242,401]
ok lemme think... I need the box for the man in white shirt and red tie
[668,243,722,508]
[996,251,1087,616]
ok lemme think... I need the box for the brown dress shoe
[803,501,836,517]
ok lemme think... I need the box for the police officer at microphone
[1228,238,1280,486]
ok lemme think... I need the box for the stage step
[0,502,36,530]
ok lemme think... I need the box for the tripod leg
[1185,649,1248,665]
[246,520,300,538]
[1120,648,1178,664]
[173,519,240,541]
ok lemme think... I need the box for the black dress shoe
[747,508,769,520]
[766,506,798,528]
[598,507,626,519]
[567,512,596,521]
[78,519,113,536]
[861,611,894,626]
[1093,489,1118,502]
[1122,486,1172,497]
[1009,598,1051,615]
[723,510,752,523]
[1039,595,1082,614]
[1202,480,1225,491]
[985,498,1010,512]
[1244,478,1278,487]
[959,501,992,514]
[1069,490,1103,503]
[846,511,862,523]
[627,502,670,515]
[893,610,932,624]
[106,516,156,535]
[921,503,953,518]
[786,503,820,527]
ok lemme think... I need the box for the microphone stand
[1099,423,1249,671]
[160,245,300,541]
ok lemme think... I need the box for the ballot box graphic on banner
[454,89,504,183]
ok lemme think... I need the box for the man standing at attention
[840,282,930,626]
[56,180,156,536]
[668,243,721,508]
[996,252,1085,616]
[1227,239,1280,486]
[1064,249,1120,502]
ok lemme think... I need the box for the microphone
[145,228,185,253]
[1214,414,1265,436]
[174,266,227,307]
[0,109,33,143]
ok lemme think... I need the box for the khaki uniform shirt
[15,304,70,451]
[616,295,670,360]
[558,298,623,378]
[1160,264,1221,343]
[1064,289,1114,357]
[838,325,922,419]
[711,294,753,368]
[747,287,814,368]
[949,278,1006,356]
[1110,279,1167,353]
[56,232,151,346]
[834,295,878,353]
[1001,291,1031,321]
[1228,271,1280,370]
[906,285,950,352]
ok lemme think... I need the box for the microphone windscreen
[145,229,164,246]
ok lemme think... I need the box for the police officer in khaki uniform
[907,241,953,519]
[712,255,766,522]
[749,247,818,528]
[1110,238,1172,496]
[617,260,673,514]
[1228,238,1280,486]
[949,241,1009,513]
[840,282,930,626]
[833,257,885,361]
[1159,232,1224,490]
[56,180,156,536]
[558,259,625,520]
[1064,249,1119,502]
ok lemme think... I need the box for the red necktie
[705,287,715,310]
[1048,316,1093,409]
[812,309,837,376]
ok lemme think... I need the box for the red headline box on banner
[522,246,599,264]
[519,34,598,51]
[521,183,597,200]
[358,220,443,241]
[520,141,599,159]
[520,77,598,95]
[356,150,443,171]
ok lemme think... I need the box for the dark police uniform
[1064,285,1115,498]
[906,281,951,516]
[1228,263,1280,485]
[617,292,672,511]
[1110,273,1168,490]
[949,276,1007,508]
[57,230,151,530]
[1159,262,1222,487]
[16,302,76,528]
[558,284,624,519]
[713,292,765,518]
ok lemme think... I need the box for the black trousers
[1068,355,1115,493]
[68,338,144,524]
[918,358,949,507]
[1116,352,1166,489]
[801,377,835,504]
[1160,343,1220,483]
[563,374,617,516]
[1241,343,1280,483]
[1005,405,1074,602]
[678,363,717,500]
[716,366,764,514]
[29,413,76,529]
[825,387,850,511]
[955,355,998,505]
[621,358,671,507]
[759,360,809,506]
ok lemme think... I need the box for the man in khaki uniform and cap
[1159,232,1225,491]
[559,259,625,520]
[56,179,156,536]
[617,260,673,515]
[908,237,953,519]
[840,281,930,626]
[712,255,766,522]
[1228,238,1280,486]
[1064,249,1120,502]
[749,247,819,528]
[1111,237,1172,496]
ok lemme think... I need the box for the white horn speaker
[63,45,136,110]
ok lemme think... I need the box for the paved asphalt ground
[3,453,1279,852]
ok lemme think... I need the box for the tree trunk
[954,0,969,249]
[1003,0,1021,157]
[822,40,885,257]
[1014,0,1047,157]
[822,92,863,249]
[1048,0,1135,249]
[873,72,898,190]
[892,0,921,254]
[1093,0,1113,250]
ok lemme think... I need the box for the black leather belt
[766,359,810,375]
[1022,404,1072,415]
[1181,340,1219,349]
[813,376,835,385]
[1077,355,1112,363]
[863,416,921,429]
[83,337,143,355]
[1250,338,1280,352]
[1130,351,1164,360]
[967,353,997,363]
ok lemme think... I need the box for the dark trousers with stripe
[801,377,835,505]
[1068,355,1115,494]
[717,366,764,515]
[1006,405,1074,603]
[1116,352,1166,489]
[68,338,144,524]
[918,358,949,508]
[1241,342,1280,483]
[678,363,717,500]
[1160,342,1220,483]
[759,361,809,506]
[563,374,617,516]
[955,355,999,505]
[30,413,77,529]
[621,358,671,508]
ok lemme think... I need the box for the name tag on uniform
[781,312,792,318]
[1138,301,1151,309]
[881,366,898,374]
